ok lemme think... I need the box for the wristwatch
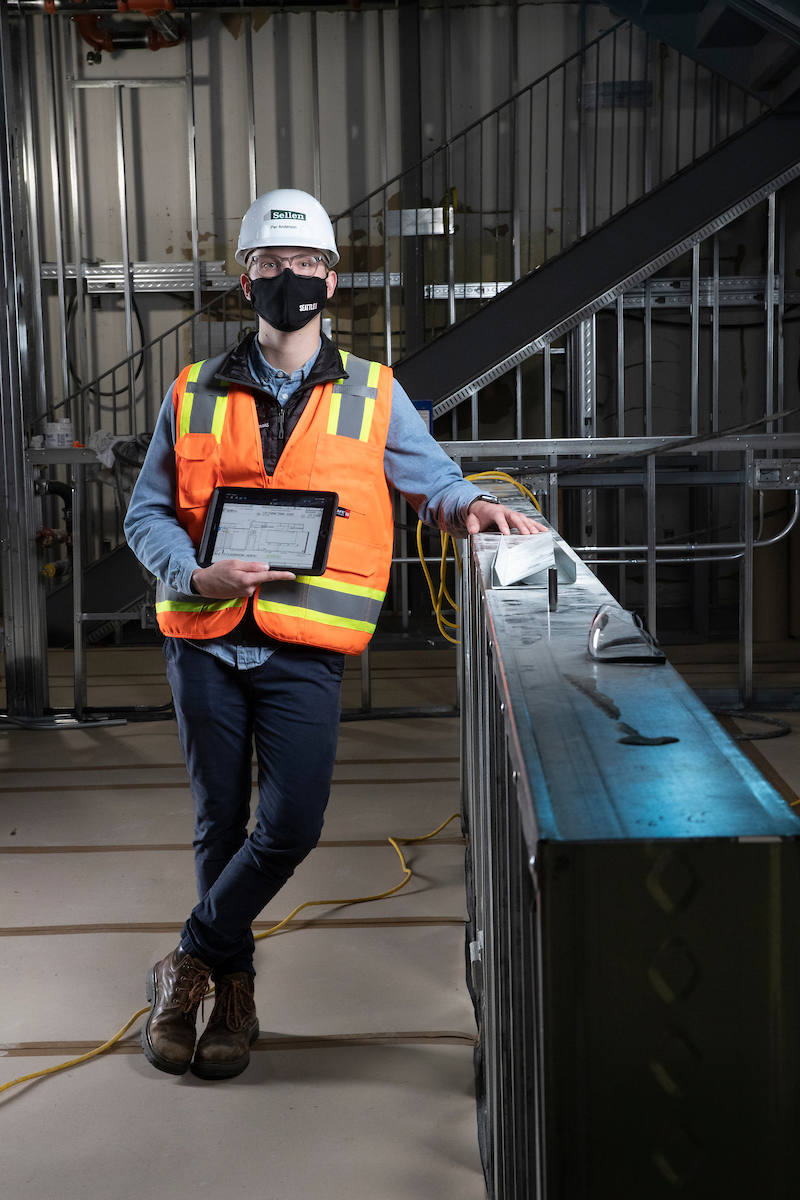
[469,492,500,507]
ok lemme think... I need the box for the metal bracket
[519,472,549,493]
[40,260,233,293]
[469,935,483,992]
[752,458,800,488]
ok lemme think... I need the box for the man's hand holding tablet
[191,559,296,599]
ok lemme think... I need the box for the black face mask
[249,270,328,333]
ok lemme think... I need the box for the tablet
[197,487,339,575]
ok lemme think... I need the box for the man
[125,188,544,1081]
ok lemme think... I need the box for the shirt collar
[249,337,322,390]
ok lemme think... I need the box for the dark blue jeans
[163,638,344,976]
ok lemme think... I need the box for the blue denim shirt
[125,338,482,668]
[250,336,318,406]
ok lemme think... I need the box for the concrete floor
[665,642,800,808]
[665,640,800,691]
[0,648,485,1200]
[6,640,800,1198]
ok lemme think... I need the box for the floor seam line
[0,837,466,854]
[0,756,460,776]
[2,1030,479,1057]
[0,917,467,936]
[0,777,460,794]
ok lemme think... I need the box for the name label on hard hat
[270,209,306,222]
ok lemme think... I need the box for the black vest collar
[212,330,347,397]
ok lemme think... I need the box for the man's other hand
[191,559,296,599]
[466,500,548,536]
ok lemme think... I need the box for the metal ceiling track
[392,104,800,417]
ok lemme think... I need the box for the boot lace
[175,959,212,1015]
[210,977,255,1032]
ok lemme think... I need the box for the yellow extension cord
[418,470,544,644]
[0,812,462,1096]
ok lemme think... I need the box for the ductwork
[31,0,186,52]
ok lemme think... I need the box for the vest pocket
[309,432,382,515]
[175,433,220,510]
[325,533,381,578]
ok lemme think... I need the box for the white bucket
[44,419,74,449]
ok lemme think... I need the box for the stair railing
[49,284,251,564]
[57,282,251,441]
[330,19,765,365]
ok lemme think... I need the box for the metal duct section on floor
[460,507,800,1198]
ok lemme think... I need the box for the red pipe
[72,13,113,52]
[70,0,183,53]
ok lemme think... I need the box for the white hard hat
[236,188,339,268]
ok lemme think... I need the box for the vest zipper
[277,405,286,452]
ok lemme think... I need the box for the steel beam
[0,3,48,716]
[437,434,800,457]
[397,0,424,354]
[245,13,257,203]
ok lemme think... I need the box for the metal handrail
[332,19,768,226]
[330,19,766,365]
[578,489,800,557]
[57,282,245,435]
[330,21,629,224]
[44,281,250,570]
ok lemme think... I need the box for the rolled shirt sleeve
[123,387,200,598]
[383,379,482,536]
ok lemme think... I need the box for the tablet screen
[211,499,324,571]
[198,488,338,575]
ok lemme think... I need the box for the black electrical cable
[66,292,146,401]
[711,711,791,740]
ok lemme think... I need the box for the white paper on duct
[492,531,556,587]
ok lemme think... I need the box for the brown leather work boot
[141,946,212,1075]
[191,972,259,1080]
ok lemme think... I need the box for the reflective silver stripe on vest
[183,358,230,434]
[182,350,381,442]
[258,578,384,628]
[330,355,380,441]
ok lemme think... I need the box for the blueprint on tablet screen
[211,502,323,569]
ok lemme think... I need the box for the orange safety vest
[155,349,394,655]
